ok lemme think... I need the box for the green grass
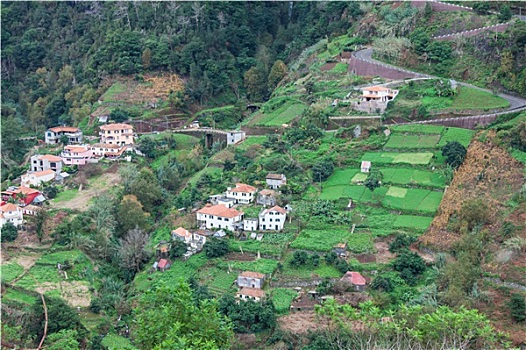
[451,87,510,110]
[101,82,126,102]
[237,136,267,150]
[271,288,298,314]
[362,152,434,165]
[290,229,373,252]
[226,258,278,275]
[438,127,475,148]
[134,254,208,291]
[330,63,348,74]
[199,267,236,293]
[101,334,139,350]
[381,167,446,188]
[36,250,85,265]
[384,134,441,149]
[1,262,24,283]
[393,215,433,230]
[251,101,307,127]
[2,289,38,305]
[390,124,445,134]
[186,167,223,188]
[16,265,62,288]
[52,189,79,203]
[279,261,342,279]
[324,168,360,187]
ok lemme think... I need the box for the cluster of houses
[21,123,136,187]
[0,186,45,229]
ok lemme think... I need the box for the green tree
[134,280,233,350]
[35,209,48,243]
[1,222,18,242]
[118,228,151,279]
[128,168,163,213]
[312,158,334,183]
[290,250,309,267]
[509,293,526,322]
[60,134,69,145]
[458,198,489,231]
[267,60,287,91]
[205,237,229,258]
[364,169,383,192]
[393,251,426,284]
[44,329,80,350]
[442,141,467,168]
[498,5,512,22]
[244,65,268,101]
[473,2,491,15]
[116,195,150,238]
[170,239,188,259]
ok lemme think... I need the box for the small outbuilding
[340,271,366,292]
[361,161,371,173]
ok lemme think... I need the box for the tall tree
[118,227,151,277]
[134,280,233,350]
[116,195,150,238]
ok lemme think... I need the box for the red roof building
[340,271,367,292]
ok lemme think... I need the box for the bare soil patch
[374,241,396,264]
[355,253,376,263]
[225,252,255,262]
[35,281,91,307]
[278,311,325,334]
[334,292,371,307]
[51,171,121,211]
[320,62,337,71]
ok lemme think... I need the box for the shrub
[509,293,526,323]
[1,222,18,242]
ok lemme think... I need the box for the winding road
[353,48,526,111]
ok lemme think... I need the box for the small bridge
[140,127,244,148]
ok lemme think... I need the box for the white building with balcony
[225,183,257,205]
[258,205,287,231]
[31,155,63,174]
[197,204,244,231]
[99,123,135,146]
[0,203,24,228]
[45,126,83,144]
[61,145,93,165]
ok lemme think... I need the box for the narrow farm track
[352,48,526,113]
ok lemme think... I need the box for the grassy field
[362,152,434,165]
[451,87,510,110]
[271,288,298,314]
[384,134,441,149]
[101,334,139,350]
[237,136,267,150]
[390,124,445,134]
[248,100,307,127]
[292,229,355,252]
[101,82,127,102]
[393,215,434,230]
[437,127,475,148]
[330,63,349,74]
[2,289,38,305]
[222,258,279,275]
[53,189,79,203]
[1,262,24,283]
[381,167,446,188]
[324,168,360,187]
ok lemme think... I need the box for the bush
[393,251,426,284]
[389,234,416,253]
[204,237,229,258]
[509,293,526,323]
[1,222,18,242]
[442,141,467,168]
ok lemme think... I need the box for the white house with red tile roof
[0,203,23,228]
[237,287,266,302]
[30,154,63,173]
[172,227,193,243]
[45,126,83,144]
[258,205,287,231]
[61,145,93,165]
[265,173,287,189]
[237,271,266,289]
[340,271,366,292]
[225,183,257,204]
[197,204,244,231]
[21,170,56,187]
[99,123,135,145]
[89,143,123,157]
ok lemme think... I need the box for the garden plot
[393,215,433,230]
[291,229,373,253]
[390,124,445,134]
[382,187,443,214]
[437,127,475,148]
[381,167,446,188]
[384,134,441,149]
[249,102,306,127]
[272,288,299,314]
[362,152,434,165]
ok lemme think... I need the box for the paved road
[353,48,526,110]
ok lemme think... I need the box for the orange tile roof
[239,271,266,279]
[92,143,121,149]
[259,189,276,196]
[362,86,390,92]
[237,287,266,298]
[341,271,366,286]
[65,145,89,153]
[49,126,80,133]
[31,170,56,177]
[263,205,287,215]
[39,155,63,162]
[230,183,257,193]
[198,204,243,218]
[100,123,133,131]
[172,227,192,238]
[15,186,40,195]
[0,203,21,213]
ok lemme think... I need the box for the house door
[275,225,278,230]
[263,225,266,230]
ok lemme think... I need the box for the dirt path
[50,171,120,211]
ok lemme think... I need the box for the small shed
[340,271,366,292]
[157,259,172,272]
[214,229,227,238]
[333,243,348,257]
[361,161,371,173]
[237,271,266,289]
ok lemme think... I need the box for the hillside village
[1,1,526,350]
